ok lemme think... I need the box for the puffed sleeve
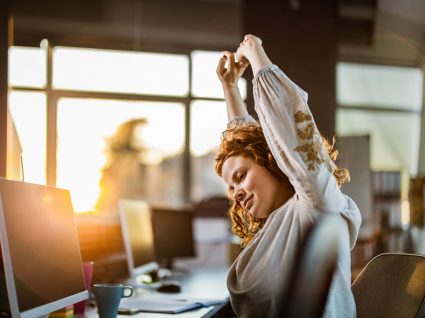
[253,64,361,248]
[227,114,257,129]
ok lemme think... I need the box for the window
[8,91,47,184]
[8,47,46,88]
[336,109,421,175]
[191,50,247,99]
[336,62,423,202]
[190,100,228,202]
[53,47,189,96]
[56,98,185,212]
[337,63,422,111]
[8,45,245,213]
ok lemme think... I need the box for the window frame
[10,42,232,206]
[335,61,423,202]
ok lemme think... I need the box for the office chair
[352,253,425,318]
[274,214,343,318]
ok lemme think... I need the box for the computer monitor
[0,178,88,318]
[151,207,195,269]
[118,200,157,277]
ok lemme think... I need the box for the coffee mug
[93,284,134,318]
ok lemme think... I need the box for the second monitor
[119,199,195,276]
[119,200,157,278]
[151,206,195,270]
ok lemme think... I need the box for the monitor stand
[158,258,190,277]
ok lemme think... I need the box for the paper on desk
[119,297,225,314]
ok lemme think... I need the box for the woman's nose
[234,188,245,202]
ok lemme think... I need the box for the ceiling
[11,0,425,67]
[338,0,425,66]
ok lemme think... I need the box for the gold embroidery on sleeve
[293,111,329,172]
[296,123,314,140]
[294,111,312,123]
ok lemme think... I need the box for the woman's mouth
[243,194,254,210]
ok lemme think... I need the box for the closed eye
[236,171,246,182]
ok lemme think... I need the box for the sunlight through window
[336,62,423,202]
[56,98,185,212]
[53,47,189,96]
[8,91,47,184]
[8,47,46,88]
[337,63,423,111]
[190,100,228,156]
[8,44,249,212]
[190,100,228,201]
[336,109,420,176]
[191,50,247,99]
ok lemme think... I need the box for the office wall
[243,0,337,139]
[12,0,243,52]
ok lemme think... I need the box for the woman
[215,35,361,317]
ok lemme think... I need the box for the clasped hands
[216,34,262,88]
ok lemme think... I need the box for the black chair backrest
[275,214,343,318]
[352,253,425,318]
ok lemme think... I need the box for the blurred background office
[1,0,424,281]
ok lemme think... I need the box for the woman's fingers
[244,34,261,45]
[222,51,236,71]
[238,55,249,65]
[216,55,227,77]
[235,47,244,63]
[239,60,250,73]
[229,53,236,70]
[218,51,247,82]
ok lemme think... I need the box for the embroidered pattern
[297,123,314,140]
[278,148,290,164]
[294,111,312,123]
[293,111,331,172]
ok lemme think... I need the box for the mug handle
[122,286,134,298]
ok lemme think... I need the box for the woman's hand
[216,52,249,120]
[236,34,271,75]
[216,51,249,88]
[236,34,263,62]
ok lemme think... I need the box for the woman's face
[222,155,292,219]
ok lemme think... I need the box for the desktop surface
[87,266,229,318]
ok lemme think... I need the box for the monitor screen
[0,178,88,318]
[118,200,157,277]
[151,207,195,269]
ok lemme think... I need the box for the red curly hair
[215,123,349,247]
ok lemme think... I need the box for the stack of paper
[119,297,226,314]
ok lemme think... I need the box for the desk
[84,306,213,318]
[85,266,229,318]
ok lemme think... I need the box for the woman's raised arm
[216,51,250,121]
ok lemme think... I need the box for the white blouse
[226,64,362,318]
